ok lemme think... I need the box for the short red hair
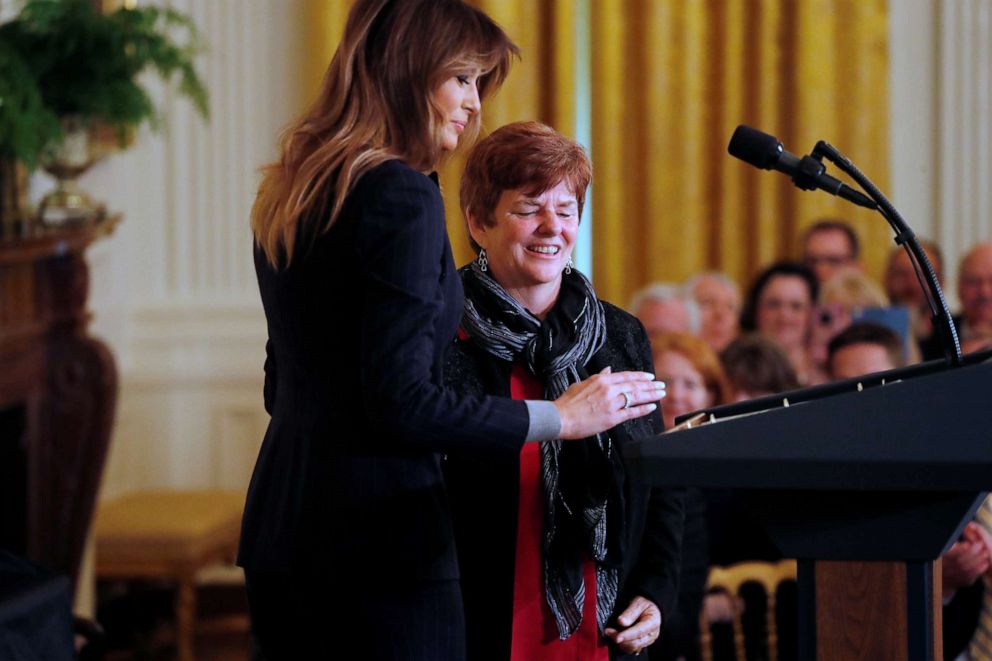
[651,331,732,407]
[460,121,591,251]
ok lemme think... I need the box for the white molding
[124,301,266,385]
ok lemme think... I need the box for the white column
[888,0,938,240]
[890,0,992,304]
[78,0,308,497]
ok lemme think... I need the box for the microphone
[727,125,877,209]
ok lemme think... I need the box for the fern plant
[0,0,209,162]
[0,40,60,167]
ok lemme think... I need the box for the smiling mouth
[527,246,560,255]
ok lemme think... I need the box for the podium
[625,354,992,660]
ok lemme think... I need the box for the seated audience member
[826,322,904,380]
[650,332,730,661]
[444,121,683,660]
[655,333,796,661]
[740,262,819,385]
[943,526,992,661]
[720,334,802,661]
[720,333,800,402]
[809,270,913,373]
[884,240,943,344]
[684,272,741,353]
[923,241,992,360]
[825,321,992,661]
[820,267,889,312]
[801,219,862,284]
[630,283,701,336]
[956,242,992,342]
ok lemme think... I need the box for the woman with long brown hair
[238,1,664,659]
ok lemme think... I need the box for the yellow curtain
[591,0,890,307]
[301,1,351,100]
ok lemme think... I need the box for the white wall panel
[79,1,307,499]
[891,0,992,305]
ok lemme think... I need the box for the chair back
[699,559,797,661]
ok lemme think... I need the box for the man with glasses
[801,219,862,284]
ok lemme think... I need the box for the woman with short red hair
[445,121,683,660]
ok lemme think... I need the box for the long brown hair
[252,0,518,267]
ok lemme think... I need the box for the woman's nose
[537,209,561,233]
[464,83,480,114]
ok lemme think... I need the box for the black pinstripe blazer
[238,159,530,583]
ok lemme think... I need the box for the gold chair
[94,490,244,661]
[699,559,797,661]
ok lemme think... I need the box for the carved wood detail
[0,216,119,596]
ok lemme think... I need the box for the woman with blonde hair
[810,269,920,371]
[239,1,664,658]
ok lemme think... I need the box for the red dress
[508,363,610,661]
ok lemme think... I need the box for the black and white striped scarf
[460,261,626,639]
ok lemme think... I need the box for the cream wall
[70,0,308,500]
[890,0,992,305]
[66,1,990,503]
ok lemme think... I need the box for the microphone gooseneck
[727,125,961,367]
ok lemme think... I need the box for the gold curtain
[590,0,890,307]
[301,1,350,98]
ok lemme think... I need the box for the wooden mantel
[0,216,119,595]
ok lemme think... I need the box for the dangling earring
[477,248,488,272]
[564,256,573,275]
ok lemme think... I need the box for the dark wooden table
[0,215,119,596]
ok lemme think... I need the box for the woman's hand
[604,595,662,655]
[555,367,665,440]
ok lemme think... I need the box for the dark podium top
[625,355,992,561]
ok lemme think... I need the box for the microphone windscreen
[728,125,782,170]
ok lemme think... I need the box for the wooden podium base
[799,560,942,660]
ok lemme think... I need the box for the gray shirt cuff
[524,400,561,441]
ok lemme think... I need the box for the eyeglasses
[804,254,854,267]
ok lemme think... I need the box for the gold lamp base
[38,116,105,227]
[38,180,103,226]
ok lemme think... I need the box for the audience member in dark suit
[443,122,678,661]
[647,332,732,661]
[237,4,663,659]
